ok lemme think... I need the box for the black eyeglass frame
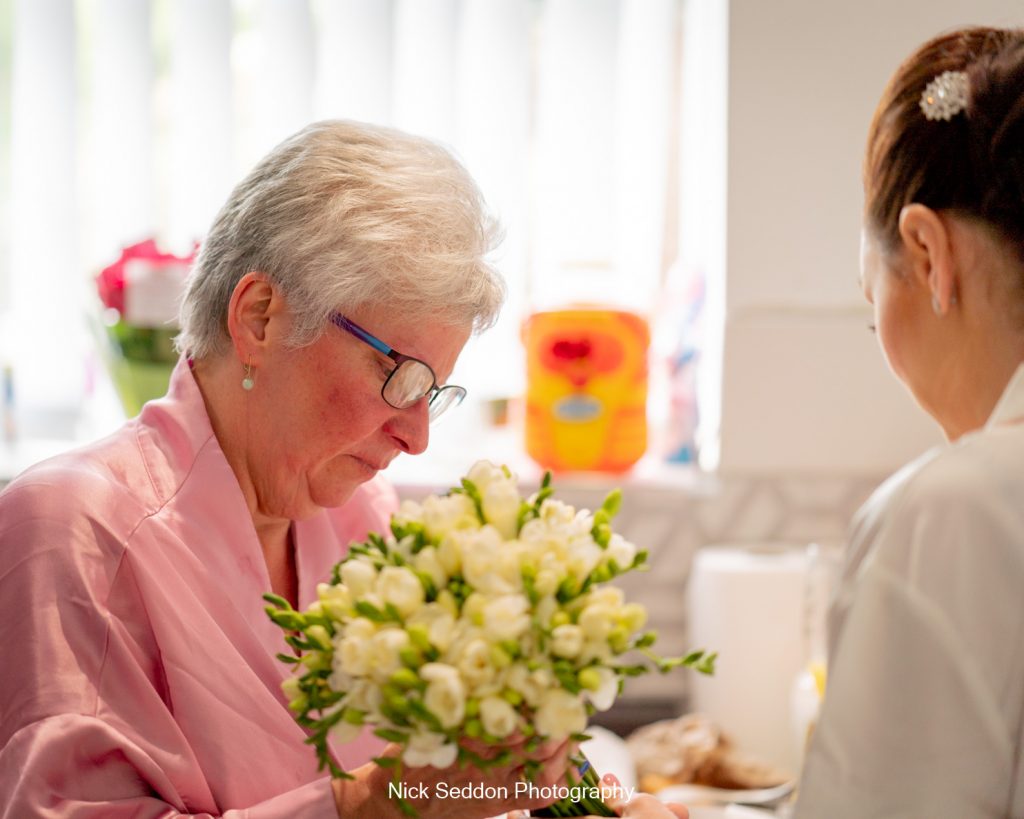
[329,313,466,421]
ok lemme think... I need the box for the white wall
[719,0,1024,474]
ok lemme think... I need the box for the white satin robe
[796,365,1024,818]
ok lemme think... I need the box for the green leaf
[373,755,399,768]
[601,488,622,518]
[634,631,657,649]
[262,592,293,611]
[461,477,486,523]
[374,727,410,744]
[354,601,391,622]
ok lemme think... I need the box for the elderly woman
[795,27,1024,817]
[0,121,574,817]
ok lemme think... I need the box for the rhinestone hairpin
[919,70,969,121]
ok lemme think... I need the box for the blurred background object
[93,239,195,415]
[523,306,649,473]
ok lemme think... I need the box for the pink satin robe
[0,358,394,816]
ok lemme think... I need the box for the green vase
[100,320,179,417]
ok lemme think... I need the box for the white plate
[656,781,795,808]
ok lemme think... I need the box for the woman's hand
[334,736,579,819]
[507,773,689,819]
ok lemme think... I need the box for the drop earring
[242,356,255,391]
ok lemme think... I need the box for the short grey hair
[176,120,505,358]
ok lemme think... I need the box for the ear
[897,204,957,315]
[225,272,286,361]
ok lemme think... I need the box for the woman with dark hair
[796,27,1024,817]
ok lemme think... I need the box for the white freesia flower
[468,461,521,540]
[340,558,378,597]
[376,566,425,618]
[618,602,648,632]
[403,731,458,768]
[413,546,448,589]
[336,618,377,676]
[453,637,496,689]
[479,695,519,738]
[395,498,425,525]
[578,604,614,641]
[533,567,560,597]
[566,535,603,580]
[581,666,618,711]
[604,533,637,569]
[538,498,576,529]
[344,678,383,716]
[420,663,467,728]
[460,526,521,595]
[535,688,587,738]
[506,663,554,708]
[481,594,530,642]
[328,662,353,694]
[421,493,478,542]
[550,623,584,658]
[587,586,625,609]
[367,628,411,683]
[317,582,352,620]
[436,533,463,576]
[534,596,560,628]
[406,603,457,653]
[466,459,507,489]
[579,638,614,665]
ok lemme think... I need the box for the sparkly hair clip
[919,70,969,121]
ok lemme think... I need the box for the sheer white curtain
[0,0,706,457]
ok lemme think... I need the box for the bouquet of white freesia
[265,461,715,816]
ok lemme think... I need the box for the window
[0,0,725,479]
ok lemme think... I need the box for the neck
[937,343,1024,441]
[191,353,297,605]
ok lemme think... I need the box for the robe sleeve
[0,717,339,818]
[0,485,341,818]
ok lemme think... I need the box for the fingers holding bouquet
[507,773,689,819]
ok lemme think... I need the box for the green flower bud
[578,667,602,692]
[490,645,512,669]
[407,624,432,653]
[300,651,330,671]
[390,668,421,690]
[502,688,523,706]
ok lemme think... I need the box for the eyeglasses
[330,313,466,422]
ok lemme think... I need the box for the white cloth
[796,364,1024,819]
